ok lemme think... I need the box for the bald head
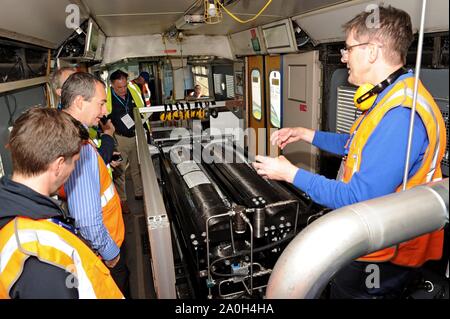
[51,67,77,97]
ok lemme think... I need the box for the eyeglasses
[340,42,371,56]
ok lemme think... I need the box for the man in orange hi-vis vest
[253,6,446,298]
[0,107,122,299]
[60,73,129,297]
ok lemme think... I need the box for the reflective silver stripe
[0,221,97,298]
[92,138,100,148]
[336,159,345,181]
[128,82,144,105]
[404,88,441,181]
[383,83,441,181]
[100,182,115,208]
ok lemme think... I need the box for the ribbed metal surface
[336,86,362,133]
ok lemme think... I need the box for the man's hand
[100,119,115,137]
[252,155,298,183]
[110,151,122,168]
[104,254,120,268]
[270,127,315,149]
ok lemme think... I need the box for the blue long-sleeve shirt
[293,73,429,209]
[64,143,120,260]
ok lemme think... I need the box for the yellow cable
[217,0,273,24]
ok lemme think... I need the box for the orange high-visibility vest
[60,142,124,249]
[93,143,124,248]
[342,76,447,267]
[0,217,123,299]
[142,83,151,107]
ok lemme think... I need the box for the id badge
[121,114,135,129]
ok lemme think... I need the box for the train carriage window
[162,61,174,101]
[251,69,262,120]
[269,71,281,128]
[192,65,209,97]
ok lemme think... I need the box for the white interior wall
[293,0,449,44]
[103,34,234,65]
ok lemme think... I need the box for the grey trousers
[113,134,143,201]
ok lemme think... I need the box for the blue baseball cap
[139,71,150,83]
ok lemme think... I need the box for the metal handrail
[134,107,176,298]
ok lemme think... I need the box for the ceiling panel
[84,0,350,36]
[95,14,182,36]
[0,0,87,47]
[0,0,351,47]
[83,0,195,15]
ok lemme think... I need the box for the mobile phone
[111,154,123,162]
[100,115,111,125]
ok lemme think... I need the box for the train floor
[122,171,156,299]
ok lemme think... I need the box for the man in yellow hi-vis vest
[253,6,446,298]
[106,70,144,214]
[0,107,122,299]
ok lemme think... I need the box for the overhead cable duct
[217,0,273,24]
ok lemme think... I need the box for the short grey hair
[343,5,413,64]
[60,72,105,109]
[50,67,77,92]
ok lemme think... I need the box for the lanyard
[48,217,78,235]
[343,72,412,156]
[112,89,130,113]
[344,104,377,155]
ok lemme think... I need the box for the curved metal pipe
[266,179,449,299]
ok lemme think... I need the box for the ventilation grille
[336,86,362,133]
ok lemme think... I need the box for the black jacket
[0,177,78,298]
[98,133,116,164]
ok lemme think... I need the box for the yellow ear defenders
[184,102,191,120]
[172,103,182,121]
[196,102,206,120]
[160,104,174,122]
[167,104,174,121]
[354,67,407,111]
[191,102,197,118]
[177,102,185,120]
[159,104,168,122]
